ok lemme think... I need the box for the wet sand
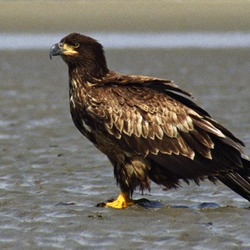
[1,0,250,33]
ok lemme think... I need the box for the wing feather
[86,73,246,173]
[141,120,149,138]
[87,82,218,162]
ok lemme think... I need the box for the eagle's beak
[49,43,63,60]
[50,42,78,60]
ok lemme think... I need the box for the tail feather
[241,157,250,176]
[218,158,250,201]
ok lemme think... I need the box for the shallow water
[2,32,250,50]
[0,48,250,249]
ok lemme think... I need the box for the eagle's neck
[69,68,103,92]
[68,57,109,87]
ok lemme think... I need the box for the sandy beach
[1,0,250,33]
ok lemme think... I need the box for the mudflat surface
[1,48,250,249]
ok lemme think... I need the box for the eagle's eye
[72,42,80,48]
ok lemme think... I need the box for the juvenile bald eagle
[50,33,250,208]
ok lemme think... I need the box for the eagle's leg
[105,192,135,209]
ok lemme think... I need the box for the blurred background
[1,1,250,249]
[1,0,250,33]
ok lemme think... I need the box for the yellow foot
[106,192,135,209]
[100,192,135,209]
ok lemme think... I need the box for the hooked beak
[49,43,63,60]
[49,42,78,60]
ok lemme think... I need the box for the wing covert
[86,83,219,160]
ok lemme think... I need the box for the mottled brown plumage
[50,33,250,207]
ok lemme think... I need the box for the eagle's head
[50,33,108,78]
